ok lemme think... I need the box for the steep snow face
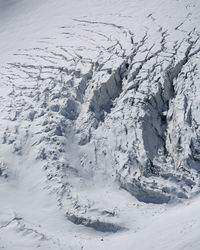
[1,0,200,249]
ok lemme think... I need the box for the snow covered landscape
[0,0,200,249]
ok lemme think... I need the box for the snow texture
[0,0,200,249]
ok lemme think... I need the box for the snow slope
[0,0,200,249]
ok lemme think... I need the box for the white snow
[0,0,200,249]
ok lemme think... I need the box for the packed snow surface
[0,0,200,249]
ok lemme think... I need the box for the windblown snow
[0,0,200,249]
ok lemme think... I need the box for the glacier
[0,0,200,249]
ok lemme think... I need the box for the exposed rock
[66,212,124,232]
